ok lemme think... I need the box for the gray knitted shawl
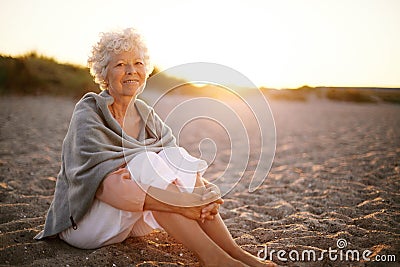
[35,90,176,239]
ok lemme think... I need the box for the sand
[0,94,399,266]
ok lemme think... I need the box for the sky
[0,0,399,89]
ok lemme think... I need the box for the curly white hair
[87,28,153,90]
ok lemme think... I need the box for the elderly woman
[35,28,275,267]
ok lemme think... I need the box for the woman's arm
[144,186,219,220]
[96,168,222,220]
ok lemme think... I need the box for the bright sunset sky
[0,0,399,89]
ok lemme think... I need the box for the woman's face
[105,49,146,101]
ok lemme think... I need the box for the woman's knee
[127,151,161,176]
[130,151,159,166]
[128,151,176,189]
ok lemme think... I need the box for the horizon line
[2,51,399,90]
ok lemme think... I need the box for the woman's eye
[116,63,124,67]
[136,61,144,65]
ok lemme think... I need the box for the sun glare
[0,0,399,89]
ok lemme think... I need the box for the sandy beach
[0,94,399,266]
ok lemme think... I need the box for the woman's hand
[200,181,223,222]
[200,202,222,222]
[145,175,223,222]
[176,185,223,221]
[177,203,208,221]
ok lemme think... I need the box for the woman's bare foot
[231,247,277,267]
[200,254,248,267]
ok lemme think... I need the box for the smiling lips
[123,79,139,84]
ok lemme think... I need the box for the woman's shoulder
[71,91,112,123]
[77,91,111,108]
[135,98,151,109]
[135,98,155,117]
[73,91,111,113]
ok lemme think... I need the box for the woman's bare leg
[198,215,276,267]
[149,183,244,266]
[152,210,246,267]
[194,176,276,267]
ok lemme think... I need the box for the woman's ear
[102,80,109,90]
[103,71,109,88]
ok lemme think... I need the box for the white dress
[59,147,207,249]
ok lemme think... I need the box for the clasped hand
[178,179,223,222]
[200,182,224,222]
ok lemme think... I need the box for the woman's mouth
[123,79,139,84]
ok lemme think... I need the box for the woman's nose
[125,64,136,74]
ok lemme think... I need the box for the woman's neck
[109,97,140,126]
[110,100,129,120]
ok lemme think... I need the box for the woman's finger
[201,190,220,202]
[214,198,224,204]
[210,204,220,215]
[201,203,215,213]
[205,215,215,221]
[202,203,220,216]
[208,203,219,215]
[207,203,216,211]
[205,183,220,193]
